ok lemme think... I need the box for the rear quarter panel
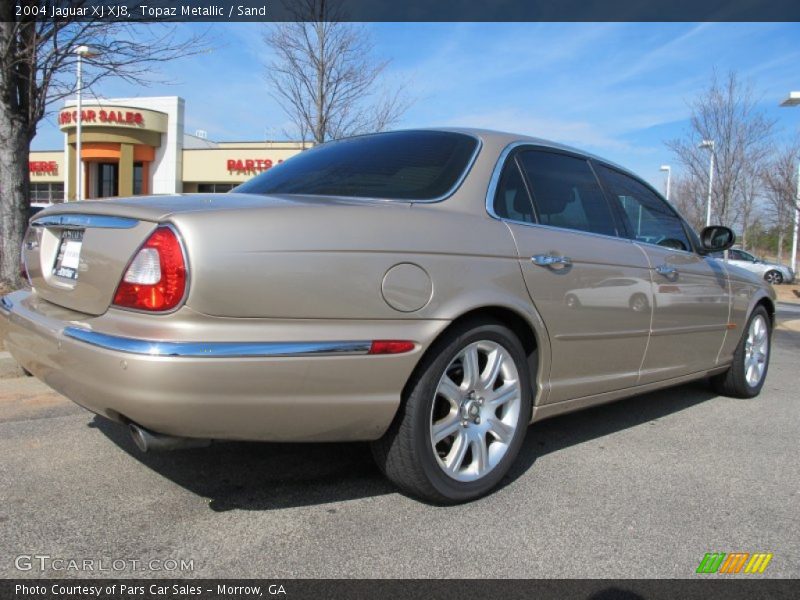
[172,202,531,322]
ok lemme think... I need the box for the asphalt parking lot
[1,309,798,579]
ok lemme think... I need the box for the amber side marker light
[369,340,416,355]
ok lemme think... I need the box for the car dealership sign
[226,158,284,174]
[58,105,168,133]
[29,161,58,175]
[59,109,144,126]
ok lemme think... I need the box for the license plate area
[53,229,84,280]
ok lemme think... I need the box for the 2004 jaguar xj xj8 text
[1,129,775,503]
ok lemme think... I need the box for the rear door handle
[655,264,677,277]
[532,254,572,267]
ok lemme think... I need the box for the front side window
[737,250,757,262]
[597,165,692,252]
[234,130,479,201]
[516,150,617,237]
[492,157,535,223]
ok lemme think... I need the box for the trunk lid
[24,192,404,315]
[24,193,264,315]
[24,212,158,315]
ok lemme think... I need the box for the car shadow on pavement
[91,417,394,512]
[501,380,717,489]
[92,380,718,511]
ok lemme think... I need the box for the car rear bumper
[1,290,442,442]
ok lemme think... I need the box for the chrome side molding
[31,214,139,229]
[63,327,372,358]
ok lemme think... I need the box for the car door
[731,249,766,277]
[490,147,653,404]
[594,163,731,383]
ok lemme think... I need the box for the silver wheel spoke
[438,376,462,408]
[487,417,514,445]
[488,383,518,408]
[445,431,469,474]
[470,433,489,475]
[432,413,461,443]
[480,349,503,390]
[462,346,480,390]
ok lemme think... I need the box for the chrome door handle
[655,264,677,277]
[531,254,572,267]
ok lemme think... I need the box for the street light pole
[660,165,671,200]
[780,91,799,275]
[699,140,715,226]
[792,160,800,276]
[74,46,96,201]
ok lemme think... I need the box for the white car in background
[714,248,795,285]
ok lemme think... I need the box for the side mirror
[700,226,735,253]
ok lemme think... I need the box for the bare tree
[263,0,411,144]
[670,174,707,233]
[737,164,763,251]
[667,71,775,229]
[0,2,207,289]
[762,143,800,262]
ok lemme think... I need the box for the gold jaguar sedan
[1,129,775,503]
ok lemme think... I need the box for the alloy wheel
[429,341,522,482]
[744,314,769,387]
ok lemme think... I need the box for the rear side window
[492,158,535,223]
[596,165,692,252]
[234,130,479,201]
[516,151,617,237]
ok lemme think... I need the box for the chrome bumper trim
[63,327,372,358]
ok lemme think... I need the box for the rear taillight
[113,226,187,312]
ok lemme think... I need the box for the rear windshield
[233,130,479,201]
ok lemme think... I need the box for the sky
[31,22,800,190]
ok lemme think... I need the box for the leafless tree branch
[263,0,413,144]
[0,1,211,288]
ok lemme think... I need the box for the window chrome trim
[485,141,529,222]
[422,133,483,204]
[485,141,633,245]
[31,214,139,229]
[63,327,373,358]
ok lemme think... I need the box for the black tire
[371,319,533,504]
[711,306,771,399]
[764,270,783,285]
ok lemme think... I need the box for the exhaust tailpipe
[128,423,210,452]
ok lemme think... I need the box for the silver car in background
[713,248,794,285]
